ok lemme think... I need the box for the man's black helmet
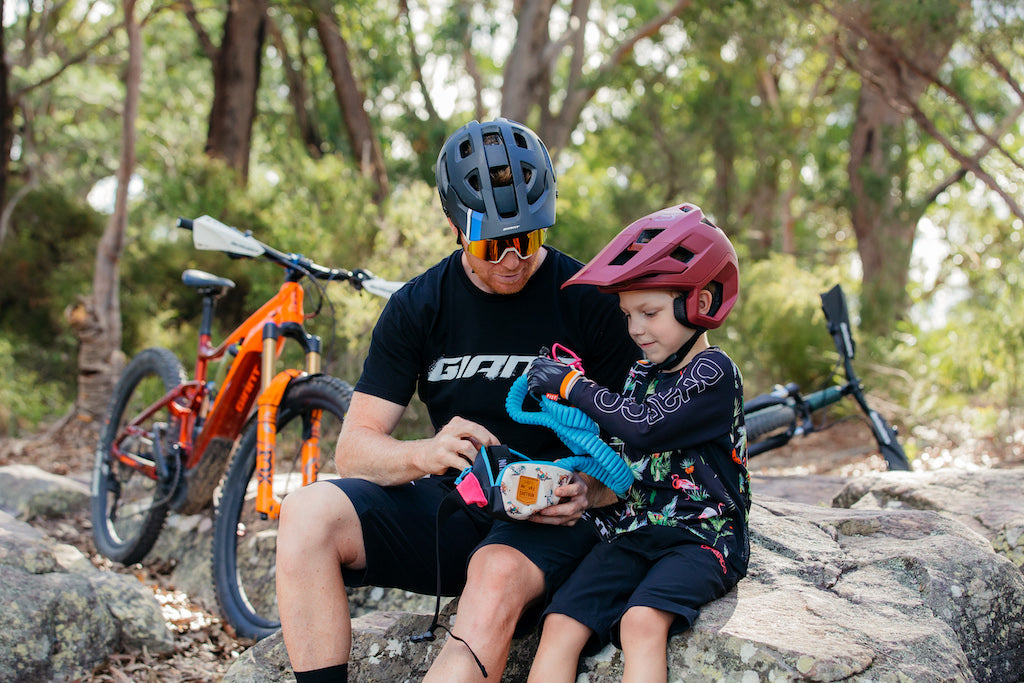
[435,118,557,241]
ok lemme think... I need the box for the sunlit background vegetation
[1,0,1021,463]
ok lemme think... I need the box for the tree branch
[180,0,218,62]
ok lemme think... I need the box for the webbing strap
[505,375,634,496]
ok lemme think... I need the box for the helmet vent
[459,140,473,158]
[491,167,512,187]
[670,247,694,263]
[513,132,529,148]
[636,229,663,244]
[467,170,482,191]
[610,250,635,266]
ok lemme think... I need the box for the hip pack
[454,444,573,521]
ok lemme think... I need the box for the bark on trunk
[0,5,9,231]
[66,0,142,439]
[316,10,390,203]
[267,15,322,159]
[206,0,268,182]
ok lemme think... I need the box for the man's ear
[449,219,464,246]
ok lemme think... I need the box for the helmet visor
[465,229,546,263]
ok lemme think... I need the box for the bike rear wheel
[92,347,186,564]
[211,374,353,640]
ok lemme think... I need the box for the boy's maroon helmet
[564,203,739,329]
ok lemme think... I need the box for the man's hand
[413,416,500,476]
[528,473,590,526]
[527,357,581,400]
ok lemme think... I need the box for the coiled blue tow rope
[505,374,635,496]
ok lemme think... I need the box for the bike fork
[254,323,324,520]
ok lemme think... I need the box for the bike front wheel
[92,347,186,564]
[211,374,353,640]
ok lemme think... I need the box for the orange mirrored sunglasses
[465,229,546,263]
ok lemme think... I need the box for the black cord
[409,492,488,678]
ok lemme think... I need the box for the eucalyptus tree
[564,0,1023,336]
[820,0,1024,334]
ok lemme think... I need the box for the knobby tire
[745,404,797,441]
[211,374,353,640]
[92,347,186,564]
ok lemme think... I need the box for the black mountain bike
[743,284,911,471]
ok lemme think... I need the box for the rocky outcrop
[224,489,1024,682]
[0,510,173,682]
[4,463,1024,682]
[834,468,1024,571]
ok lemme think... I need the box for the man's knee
[278,481,364,566]
[465,544,545,603]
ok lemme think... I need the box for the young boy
[525,203,750,683]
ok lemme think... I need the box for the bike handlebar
[176,216,404,295]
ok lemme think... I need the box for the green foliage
[721,254,851,397]
[0,187,104,384]
[0,338,71,437]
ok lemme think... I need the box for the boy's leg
[528,613,592,683]
[619,606,673,683]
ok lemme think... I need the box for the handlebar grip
[177,217,194,231]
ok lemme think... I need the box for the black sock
[293,663,348,683]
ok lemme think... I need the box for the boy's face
[618,289,697,365]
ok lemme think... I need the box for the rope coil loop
[505,374,634,496]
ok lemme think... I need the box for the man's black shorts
[327,476,601,600]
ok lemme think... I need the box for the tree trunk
[315,9,390,203]
[501,0,556,125]
[206,0,268,182]
[501,0,690,160]
[847,86,918,334]
[267,15,323,159]
[835,1,960,334]
[0,2,10,229]
[64,0,142,446]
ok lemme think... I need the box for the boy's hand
[529,474,589,526]
[527,357,582,400]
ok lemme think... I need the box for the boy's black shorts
[327,476,601,602]
[543,525,743,653]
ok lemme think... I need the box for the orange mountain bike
[91,215,401,639]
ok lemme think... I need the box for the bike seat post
[199,293,218,340]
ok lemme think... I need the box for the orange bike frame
[111,279,325,514]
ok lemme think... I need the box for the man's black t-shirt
[355,248,640,461]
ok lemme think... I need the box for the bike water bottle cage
[454,444,573,521]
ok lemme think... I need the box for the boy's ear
[698,289,714,314]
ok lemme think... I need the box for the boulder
[834,468,1024,571]
[223,494,1024,682]
[0,510,173,682]
[0,463,90,520]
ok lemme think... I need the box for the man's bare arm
[335,391,500,486]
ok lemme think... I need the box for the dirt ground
[2,408,1022,682]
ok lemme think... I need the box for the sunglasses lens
[466,229,546,262]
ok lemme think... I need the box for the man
[276,118,638,682]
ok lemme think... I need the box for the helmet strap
[649,292,705,372]
[649,327,705,373]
